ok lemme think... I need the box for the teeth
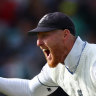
[42,49,48,52]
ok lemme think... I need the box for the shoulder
[87,43,96,51]
[83,43,96,58]
[38,63,58,86]
[50,63,65,83]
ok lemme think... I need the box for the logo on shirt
[39,15,48,24]
[77,90,83,96]
[47,88,52,92]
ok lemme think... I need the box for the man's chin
[47,61,58,68]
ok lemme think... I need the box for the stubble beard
[46,52,60,68]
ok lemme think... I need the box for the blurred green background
[0,0,96,96]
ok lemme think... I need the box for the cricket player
[0,12,96,96]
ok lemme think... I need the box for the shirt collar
[64,36,86,74]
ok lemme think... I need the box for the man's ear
[63,29,70,39]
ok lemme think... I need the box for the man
[0,12,96,96]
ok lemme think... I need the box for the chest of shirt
[55,60,96,96]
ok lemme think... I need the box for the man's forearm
[0,66,58,96]
[0,77,31,96]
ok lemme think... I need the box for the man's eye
[43,34,47,37]
[42,34,48,38]
[38,33,49,39]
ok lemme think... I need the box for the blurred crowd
[0,0,96,96]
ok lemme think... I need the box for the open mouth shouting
[42,49,51,60]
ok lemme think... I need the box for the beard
[45,50,61,68]
[47,56,59,68]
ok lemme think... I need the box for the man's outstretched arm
[0,77,31,96]
[0,64,58,96]
[0,76,58,96]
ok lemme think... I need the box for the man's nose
[37,38,44,47]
